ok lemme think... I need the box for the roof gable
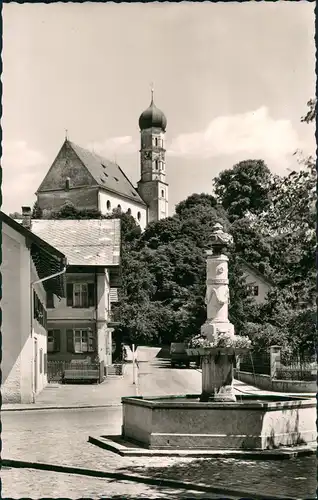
[239,258,274,286]
[38,139,145,205]
[37,140,97,192]
[30,219,121,267]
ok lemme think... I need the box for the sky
[2,2,316,215]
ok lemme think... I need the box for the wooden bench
[63,367,99,383]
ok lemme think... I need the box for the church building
[36,92,168,230]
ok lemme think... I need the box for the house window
[74,329,88,353]
[137,211,141,221]
[117,204,122,212]
[67,283,95,308]
[46,291,54,308]
[66,329,96,353]
[247,285,259,297]
[107,200,111,210]
[127,208,131,215]
[74,283,88,308]
[47,329,61,353]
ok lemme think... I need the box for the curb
[89,435,317,460]
[1,403,123,412]
[1,458,302,500]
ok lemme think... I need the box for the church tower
[137,90,168,224]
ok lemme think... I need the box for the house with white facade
[26,215,121,382]
[240,259,274,304]
[1,210,67,403]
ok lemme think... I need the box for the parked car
[170,342,200,368]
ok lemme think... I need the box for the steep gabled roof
[239,258,275,286]
[29,219,121,267]
[2,212,67,297]
[38,139,146,206]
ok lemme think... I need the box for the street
[1,350,316,499]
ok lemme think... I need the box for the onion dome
[139,91,167,131]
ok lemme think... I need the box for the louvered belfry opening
[30,243,66,298]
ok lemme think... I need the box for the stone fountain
[90,224,316,456]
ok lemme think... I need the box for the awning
[31,243,66,298]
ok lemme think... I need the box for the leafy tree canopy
[213,159,273,221]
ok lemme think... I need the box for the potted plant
[186,332,251,357]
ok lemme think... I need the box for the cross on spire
[150,82,154,102]
[65,129,69,141]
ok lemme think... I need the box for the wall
[31,260,48,396]
[38,187,99,214]
[96,270,109,368]
[47,270,113,367]
[47,322,97,361]
[234,370,316,393]
[48,272,97,321]
[242,270,271,304]
[2,224,33,403]
[137,180,168,224]
[98,190,147,231]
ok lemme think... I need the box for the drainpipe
[30,265,67,402]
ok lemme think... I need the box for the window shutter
[47,291,54,308]
[54,330,61,352]
[88,329,97,352]
[44,353,47,374]
[67,284,73,306]
[88,283,95,307]
[39,349,43,374]
[66,329,74,353]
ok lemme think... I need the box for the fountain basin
[121,394,316,450]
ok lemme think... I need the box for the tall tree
[213,159,273,221]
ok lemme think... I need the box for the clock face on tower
[142,151,152,161]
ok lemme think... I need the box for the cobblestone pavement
[2,354,316,499]
[1,468,231,499]
[2,407,316,499]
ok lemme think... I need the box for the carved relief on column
[205,254,229,322]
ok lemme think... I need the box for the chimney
[21,206,32,230]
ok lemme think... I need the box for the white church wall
[98,190,147,231]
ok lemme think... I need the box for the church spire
[137,91,169,224]
[150,82,154,104]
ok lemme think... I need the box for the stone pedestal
[201,351,236,402]
[200,241,237,402]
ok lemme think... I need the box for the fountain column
[200,223,236,402]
